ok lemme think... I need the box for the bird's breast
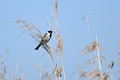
[44,33,51,41]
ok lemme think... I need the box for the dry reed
[81,41,99,54]
[16,19,55,62]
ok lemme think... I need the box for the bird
[34,30,52,50]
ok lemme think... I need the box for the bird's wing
[42,33,48,39]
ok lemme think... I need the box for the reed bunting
[35,30,52,50]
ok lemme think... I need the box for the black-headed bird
[35,30,52,50]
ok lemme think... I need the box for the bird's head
[48,30,52,34]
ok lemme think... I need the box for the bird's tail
[35,44,41,50]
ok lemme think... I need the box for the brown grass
[81,41,99,54]
[103,72,109,80]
